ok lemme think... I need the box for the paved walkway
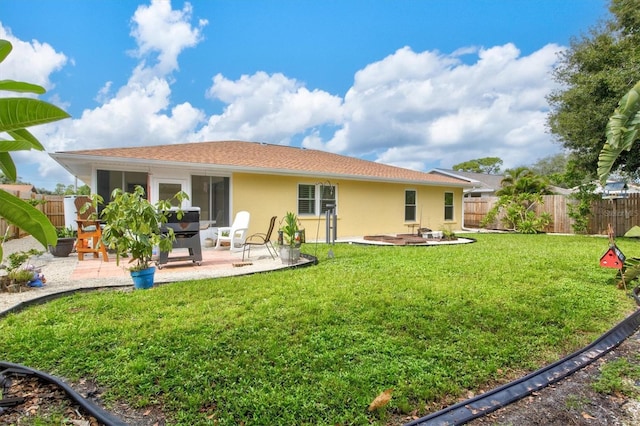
[1,236,308,314]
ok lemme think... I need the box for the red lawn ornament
[600,245,626,269]
[600,224,626,269]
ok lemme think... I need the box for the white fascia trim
[50,154,473,188]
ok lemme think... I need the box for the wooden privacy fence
[465,193,640,236]
[589,193,640,236]
[0,191,64,240]
[4,192,640,240]
[464,195,575,234]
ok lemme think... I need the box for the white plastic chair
[215,211,250,252]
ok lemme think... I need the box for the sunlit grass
[0,233,636,425]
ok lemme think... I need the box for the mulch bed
[363,234,428,245]
[0,373,100,425]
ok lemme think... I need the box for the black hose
[0,362,128,426]
[405,307,640,425]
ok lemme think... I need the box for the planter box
[279,246,300,264]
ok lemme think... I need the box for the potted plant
[278,211,302,264]
[99,186,187,289]
[48,226,76,257]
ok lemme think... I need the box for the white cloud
[194,72,343,144]
[0,2,207,187]
[130,0,207,77]
[1,1,567,189]
[70,77,204,149]
[45,0,209,157]
[317,43,565,170]
[0,24,68,91]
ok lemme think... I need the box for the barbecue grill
[157,207,202,268]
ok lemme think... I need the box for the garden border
[406,291,640,425]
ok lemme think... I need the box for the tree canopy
[547,0,640,180]
[452,157,503,174]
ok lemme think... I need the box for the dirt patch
[465,331,640,426]
[363,234,428,245]
[0,373,167,425]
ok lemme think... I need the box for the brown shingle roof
[0,184,37,194]
[57,140,469,186]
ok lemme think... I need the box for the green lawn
[0,233,636,425]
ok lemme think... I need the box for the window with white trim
[405,190,416,221]
[444,192,454,221]
[298,183,336,216]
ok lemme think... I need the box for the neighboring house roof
[594,180,640,198]
[431,168,573,196]
[429,169,503,194]
[0,184,37,194]
[51,141,472,187]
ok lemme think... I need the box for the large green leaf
[8,128,45,150]
[598,81,640,183]
[0,80,46,94]
[0,40,11,63]
[0,189,57,249]
[0,151,16,181]
[0,138,36,152]
[0,97,70,132]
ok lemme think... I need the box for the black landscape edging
[405,306,640,426]
[0,362,128,426]
[0,255,319,424]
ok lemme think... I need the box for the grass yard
[0,233,637,425]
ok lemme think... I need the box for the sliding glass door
[191,175,230,227]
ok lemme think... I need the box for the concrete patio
[1,237,312,314]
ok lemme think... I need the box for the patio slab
[1,236,311,314]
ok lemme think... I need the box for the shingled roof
[52,140,470,186]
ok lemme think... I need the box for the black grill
[157,208,203,268]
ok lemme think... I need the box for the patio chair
[74,196,109,261]
[242,216,278,261]
[215,211,250,252]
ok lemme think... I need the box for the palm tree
[497,167,551,196]
[597,80,640,183]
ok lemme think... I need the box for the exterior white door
[152,178,188,208]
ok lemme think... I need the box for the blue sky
[1,0,609,190]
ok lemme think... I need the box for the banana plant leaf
[0,152,16,182]
[8,128,45,151]
[622,257,640,288]
[0,97,70,132]
[0,80,46,94]
[598,80,640,183]
[0,189,57,261]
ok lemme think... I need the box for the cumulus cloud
[317,43,564,170]
[193,72,343,144]
[129,0,207,78]
[1,0,567,188]
[0,1,208,187]
[0,24,68,91]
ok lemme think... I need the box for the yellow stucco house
[50,140,471,241]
